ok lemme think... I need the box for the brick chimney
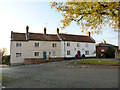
[87,32,90,37]
[26,26,29,33]
[11,31,14,40]
[103,40,106,44]
[26,26,29,41]
[44,27,46,35]
[56,28,59,34]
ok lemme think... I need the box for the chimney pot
[57,28,59,34]
[87,32,90,37]
[103,40,106,44]
[26,26,29,33]
[11,31,14,40]
[26,26,29,41]
[44,27,46,34]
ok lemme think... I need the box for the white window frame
[34,52,40,57]
[52,43,57,48]
[77,43,80,47]
[85,51,89,55]
[67,51,71,55]
[49,52,51,55]
[16,43,21,47]
[101,49,104,52]
[35,43,40,47]
[52,52,56,57]
[16,53,22,58]
[67,43,70,47]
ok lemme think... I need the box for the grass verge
[72,60,119,65]
[2,76,18,86]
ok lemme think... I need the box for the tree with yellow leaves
[50,1,119,34]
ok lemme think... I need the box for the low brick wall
[24,58,65,65]
[24,57,80,65]
[49,57,64,62]
[24,58,46,65]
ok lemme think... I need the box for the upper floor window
[67,51,71,55]
[16,43,21,47]
[101,49,104,52]
[77,43,80,47]
[34,52,39,57]
[67,43,70,47]
[85,43,88,47]
[52,43,57,48]
[16,53,21,58]
[85,51,89,55]
[35,43,40,47]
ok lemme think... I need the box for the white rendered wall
[10,40,96,64]
[10,41,62,64]
[61,41,96,57]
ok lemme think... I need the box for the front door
[77,51,80,57]
[43,52,46,60]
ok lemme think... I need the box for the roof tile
[12,32,95,43]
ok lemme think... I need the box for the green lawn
[0,76,2,81]
[72,59,119,65]
[2,76,18,86]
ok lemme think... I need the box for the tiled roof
[12,32,95,43]
[59,34,95,43]
[29,33,60,41]
[96,43,118,48]
[13,33,26,41]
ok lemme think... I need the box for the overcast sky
[0,0,118,54]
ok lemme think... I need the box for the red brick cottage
[96,40,118,58]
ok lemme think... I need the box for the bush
[104,46,115,58]
[2,55,10,64]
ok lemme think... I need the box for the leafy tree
[50,1,119,34]
[2,55,10,64]
[104,46,115,58]
[0,48,8,60]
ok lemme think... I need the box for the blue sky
[0,1,118,54]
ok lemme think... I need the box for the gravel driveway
[2,59,119,88]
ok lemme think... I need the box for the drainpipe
[63,38,66,59]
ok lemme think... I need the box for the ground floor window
[85,51,89,55]
[67,51,71,55]
[49,52,51,55]
[34,52,39,57]
[52,52,56,57]
[16,53,21,58]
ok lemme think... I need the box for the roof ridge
[13,32,25,34]
[12,32,95,43]
[59,33,88,37]
[13,32,88,37]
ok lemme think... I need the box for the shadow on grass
[2,76,18,86]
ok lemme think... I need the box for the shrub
[2,55,10,64]
[104,46,115,58]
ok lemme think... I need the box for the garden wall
[24,57,64,65]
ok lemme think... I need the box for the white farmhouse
[10,26,96,65]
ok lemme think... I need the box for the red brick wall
[49,57,64,62]
[24,58,46,65]
[24,58,64,65]
[96,46,108,58]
